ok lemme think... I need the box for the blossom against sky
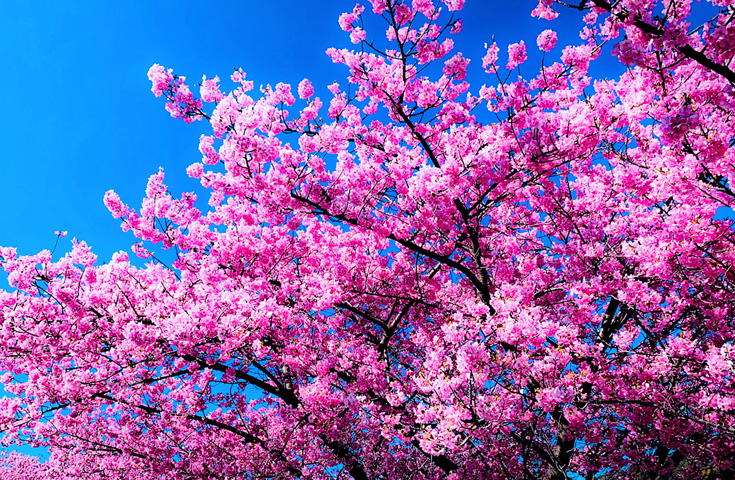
[0,2,599,461]
[0,1,592,262]
[0,0,732,471]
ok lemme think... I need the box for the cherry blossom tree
[1,0,735,478]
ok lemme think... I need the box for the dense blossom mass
[2,0,735,478]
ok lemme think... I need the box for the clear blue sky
[0,1,595,263]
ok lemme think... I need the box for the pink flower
[479,84,497,103]
[131,242,154,259]
[537,29,557,52]
[506,41,527,69]
[338,4,364,31]
[412,0,435,17]
[54,230,68,237]
[274,82,296,106]
[327,82,341,95]
[350,27,367,44]
[561,44,594,73]
[482,42,499,72]
[200,75,223,103]
[531,2,559,20]
[369,0,386,14]
[611,39,644,66]
[298,79,314,99]
[199,135,220,165]
[147,64,173,97]
[186,162,204,179]
[443,53,470,80]
[338,12,358,31]
[103,190,128,219]
[443,0,465,11]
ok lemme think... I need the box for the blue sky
[0,1,595,263]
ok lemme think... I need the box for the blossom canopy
[1,0,735,479]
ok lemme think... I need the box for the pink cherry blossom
[482,42,499,71]
[506,40,527,69]
[2,1,735,479]
[531,2,559,20]
[199,75,223,102]
[147,63,173,97]
[297,78,314,99]
[537,29,557,51]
